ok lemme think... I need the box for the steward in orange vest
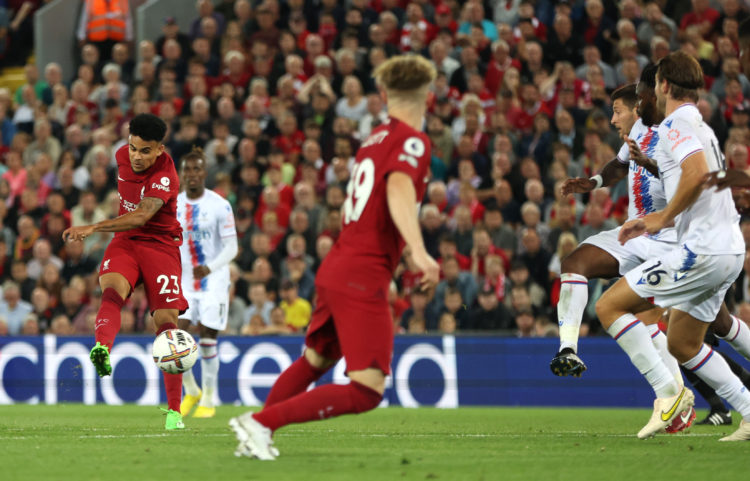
[84,0,128,42]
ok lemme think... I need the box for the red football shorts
[99,236,188,314]
[305,285,394,375]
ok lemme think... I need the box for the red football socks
[95,288,125,351]
[264,356,328,407]
[156,322,182,412]
[253,381,382,432]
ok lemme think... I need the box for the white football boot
[637,386,695,439]
[229,412,278,460]
[719,420,750,441]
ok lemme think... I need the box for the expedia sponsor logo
[152,182,171,192]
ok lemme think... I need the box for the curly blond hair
[373,54,436,97]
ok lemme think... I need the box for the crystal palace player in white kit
[175,149,238,419]
[551,71,681,379]
[599,51,750,441]
[550,73,696,432]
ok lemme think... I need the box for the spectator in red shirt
[379,10,401,47]
[471,227,510,279]
[680,0,720,39]
[434,3,457,34]
[482,253,507,302]
[41,192,71,235]
[467,72,495,115]
[514,1,547,42]
[485,39,522,95]
[400,2,435,52]
[272,111,305,165]
[302,34,326,77]
[66,80,99,127]
[266,165,294,209]
[255,185,291,230]
[288,11,311,51]
[216,50,251,98]
[284,54,308,95]
[512,83,552,135]
[579,0,615,61]
[151,79,184,117]
[437,234,472,272]
[462,111,490,156]
[456,183,486,225]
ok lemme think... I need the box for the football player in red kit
[229,55,441,460]
[63,113,189,430]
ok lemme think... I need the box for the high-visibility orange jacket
[85,0,128,42]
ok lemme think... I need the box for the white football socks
[182,365,201,397]
[718,315,750,361]
[682,344,750,419]
[558,273,589,352]
[199,338,219,408]
[607,314,681,398]
[646,323,683,385]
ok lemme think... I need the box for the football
[152,329,199,374]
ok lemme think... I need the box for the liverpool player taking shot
[63,113,189,430]
[229,55,441,460]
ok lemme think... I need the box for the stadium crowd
[2,0,750,339]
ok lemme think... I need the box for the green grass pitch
[0,405,747,481]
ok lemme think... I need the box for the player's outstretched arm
[704,169,750,190]
[62,197,165,242]
[560,157,627,197]
[386,172,440,290]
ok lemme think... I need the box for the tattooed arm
[63,197,164,241]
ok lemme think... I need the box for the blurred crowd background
[2,0,750,339]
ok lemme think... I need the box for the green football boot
[89,342,112,377]
[163,408,185,430]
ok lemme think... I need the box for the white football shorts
[624,245,742,323]
[582,227,676,276]
[180,291,229,331]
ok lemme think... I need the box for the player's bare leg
[552,244,620,376]
[89,273,131,377]
[178,317,202,415]
[667,309,750,440]
[596,279,693,438]
[711,303,750,360]
[154,308,184,430]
